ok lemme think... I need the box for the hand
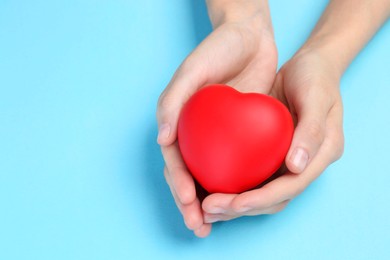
[202,48,345,223]
[156,3,277,238]
[197,0,388,231]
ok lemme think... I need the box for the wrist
[296,0,390,76]
[206,0,272,33]
[297,35,347,79]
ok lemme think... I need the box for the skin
[156,0,390,238]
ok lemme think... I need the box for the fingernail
[208,207,226,214]
[157,123,171,144]
[204,215,220,224]
[290,147,309,173]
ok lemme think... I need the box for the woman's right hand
[156,0,277,238]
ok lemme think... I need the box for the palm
[227,35,277,94]
[190,22,277,95]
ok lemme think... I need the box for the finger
[229,173,304,213]
[156,25,264,146]
[156,60,205,146]
[231,137,341,212]
[204,212,236,223]
[163,166,184,211]
[285,86,333,174]
[322,102,344,163]
[161,143,196,205]
[193,223,212,238]
[164,167,204,231]
[291,101,344,184]
[201,172,291,216]
[242,199,290,216]
[156,27,237,146]
[202,193,237,215]
[232,110,343,213]
[181,199,205,231]
[204,200,290,223]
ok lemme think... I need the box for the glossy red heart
[177,84,294,194]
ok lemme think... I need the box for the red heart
[177,84,294,194]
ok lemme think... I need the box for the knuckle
[184,214,201,231]
[255,188,276,209]
[334,139,345,160]
[157,90,170,111]
[230,202,243,213]
[329,131,345,161]
[177,56,200,81]
[305,120,324,144]
[180,57,194,73]
[163,167,173,187]
[270,201,289,214]
[290,182,306,198]
[232,189,274,213]
[270,207,283,214]
[295,185,305,196]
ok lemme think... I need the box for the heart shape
[178,84,294,194]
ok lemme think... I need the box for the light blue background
[0,1,389,259]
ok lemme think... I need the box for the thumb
[285,95,331,174]
[156,62,205,146]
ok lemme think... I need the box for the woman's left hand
[202,48,345,223]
